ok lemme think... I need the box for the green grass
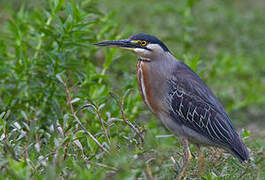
[0,0,264,179]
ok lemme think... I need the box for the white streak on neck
[139,61,154,112]
[139,57,151,62]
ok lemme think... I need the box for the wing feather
[165,60,248,161]
[167,61,237,145]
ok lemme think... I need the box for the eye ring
[140,40,147,46]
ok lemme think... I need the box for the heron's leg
[196,145,204,176]
[177,137,191,180]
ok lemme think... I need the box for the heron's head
[94,33,170,61]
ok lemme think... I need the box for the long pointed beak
[93,39,139,49]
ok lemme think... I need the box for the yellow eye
[141,40,147,46]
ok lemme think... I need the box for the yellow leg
[197,145,204,176]
[177,137,191,180]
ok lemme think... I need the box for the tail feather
[230,134,249,162]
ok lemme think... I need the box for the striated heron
[94,33,249,179]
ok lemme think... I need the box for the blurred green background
[0,0,264,179]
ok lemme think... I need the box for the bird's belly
[157,112,184,136]
[158,112,214,145]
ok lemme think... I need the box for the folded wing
[167,61,249,161]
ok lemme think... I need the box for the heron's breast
[137,61,160,114]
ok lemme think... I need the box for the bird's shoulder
[169,60,226,116]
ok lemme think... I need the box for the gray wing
[167,61,237,146]
[166,61,249,162]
